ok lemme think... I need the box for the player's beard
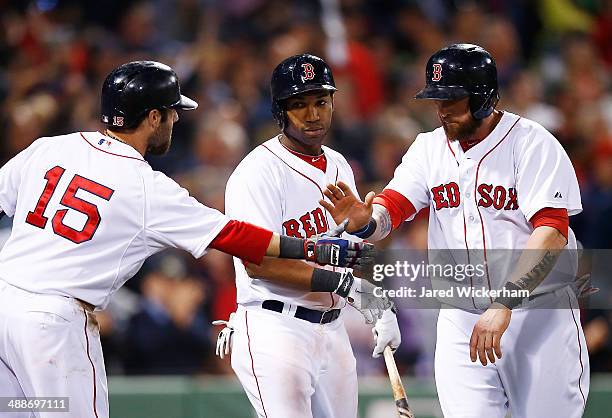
[442,115,482,142]
[147,123,173,155]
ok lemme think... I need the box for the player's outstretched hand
[469,303,512,366]
[334,271,392,324]
[306,220,376,268]
[320,181,375,233]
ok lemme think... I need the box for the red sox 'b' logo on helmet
[432,63,442,82]
[301,63,315,82]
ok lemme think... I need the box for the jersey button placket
[461,161,480,246]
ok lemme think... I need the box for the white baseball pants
[231,305,358,418]
[435,288,589,418]
[0,280,108,418]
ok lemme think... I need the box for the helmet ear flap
[469,89,499,120]
[271,100,285,128]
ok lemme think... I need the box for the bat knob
[396,399,415,418]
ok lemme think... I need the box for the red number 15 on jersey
[26,166,114,244]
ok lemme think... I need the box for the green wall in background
[108,375,611,418]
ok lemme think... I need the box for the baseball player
[322,44,589,418]
[217,54,401,418]
[0,61,371,418]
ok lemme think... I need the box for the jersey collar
[80,132,146,161]
[272,136,332,177]
[447,111,519,161]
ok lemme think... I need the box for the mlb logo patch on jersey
[98,139,112,147]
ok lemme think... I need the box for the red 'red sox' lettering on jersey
[430,182,519,211]
[283,207,329,238]
[477,184,518,210]
[431,182,460,210]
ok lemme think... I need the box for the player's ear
[146,109,162,129]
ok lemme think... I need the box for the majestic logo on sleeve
[432,63,443,81]
[431,183,518,211]
[283,207,328,238]
[300,63,316,83]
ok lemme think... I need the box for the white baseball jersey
[385,111,589,417]
[0,131,230,309]
[385,111,582,310]
[226,136,360,418]
[225,136,357,310]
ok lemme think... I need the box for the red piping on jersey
[462,214,477,309]
[282,145,328,173]
[567,291,586,408]
[246,311,269,418]
[80,133,145,162]
[446,139,477,308]
[329,168,340,308]
[261,143,338,310]
[261,144,325,199]
[446,138,458,161]
[474,117,521,303]
[82,309,99,418]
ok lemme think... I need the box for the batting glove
[212,312,236,359]
[305,220,376,269]
[334,271,391,324]
[372,308,401,358]
[574,273,599,299]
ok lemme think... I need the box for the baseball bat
[383,346,415,418]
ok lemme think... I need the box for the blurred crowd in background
[1,0,611,378]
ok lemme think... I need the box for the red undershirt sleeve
[528,207,569,240]
[372,189,417,230]
[209,220,273,265]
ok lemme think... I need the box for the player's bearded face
[284,91,333,147]
[147,109,177,155]
[435,98,482,141]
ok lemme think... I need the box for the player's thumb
[372,329,383,358]
[364,191,376,207]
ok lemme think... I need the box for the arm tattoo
[513,250,559,293]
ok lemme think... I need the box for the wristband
[311,269,342,292]
[279,236,307,259]
[493,282,526,310]
[352,218,377,239]
[333,271,355,298]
